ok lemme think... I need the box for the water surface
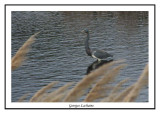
[12,11,148,102]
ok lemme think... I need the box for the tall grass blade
[12,32,40,70]
[101,79,129,102]
[30,81,58,102]
[123,64,148,102]
[64,60,125,102]
[42,82,74,102]
[84,64,127,102]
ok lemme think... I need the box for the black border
[5,4,156,110]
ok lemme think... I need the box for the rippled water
[12,11,148,102]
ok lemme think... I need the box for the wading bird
[82,29,113,61]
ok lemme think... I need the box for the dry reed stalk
[123,64,148,102]
[63,60,125,102]
[100,79,129,102]
[36,93,49,102]
[110,78,129,95]
[50,92,68,102]
[111,85,135,102]
[84,64,127,102]
[101,93,118,102]
[42,82,74,102]
[18,93,30,102]
[12,32,40,70]
[84,86,113,102]
[30,81,58,102]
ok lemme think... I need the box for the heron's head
[81,29,89,33]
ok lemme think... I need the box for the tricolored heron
[82,29,113,61]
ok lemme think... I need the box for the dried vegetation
[12,33,148,102]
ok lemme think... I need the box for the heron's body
[92,50,113,61]
[83,29,113,61]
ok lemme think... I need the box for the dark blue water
[11,11,148,102]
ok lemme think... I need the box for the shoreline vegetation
[12,32,148,102]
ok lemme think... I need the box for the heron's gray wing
[92,50,113,60]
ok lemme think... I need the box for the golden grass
[24,63,148,102]
[12,32,40,70]
[101,79,129,102]
[101,64,148,102]
[84,64,127,102]
[123,64,148,102]
[64,60,125,102]
[12,33,148,102]
[18,93,30,102]
[30,81,58,102]
[41,82,74,102]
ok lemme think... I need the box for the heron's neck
[85,32,92,56]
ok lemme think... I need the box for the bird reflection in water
[86,60,113,74]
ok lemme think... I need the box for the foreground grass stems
[84,64,127,102]
[18,60,148,102]
[13,33,148,102]
[63,60,125,102]
[42,82,74,102]
[12,32,40,70]
[100,79,129,102]
[123,64,148,102]
[102,64,148,102]
[30,81,59,102]
[102,82,134,102]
